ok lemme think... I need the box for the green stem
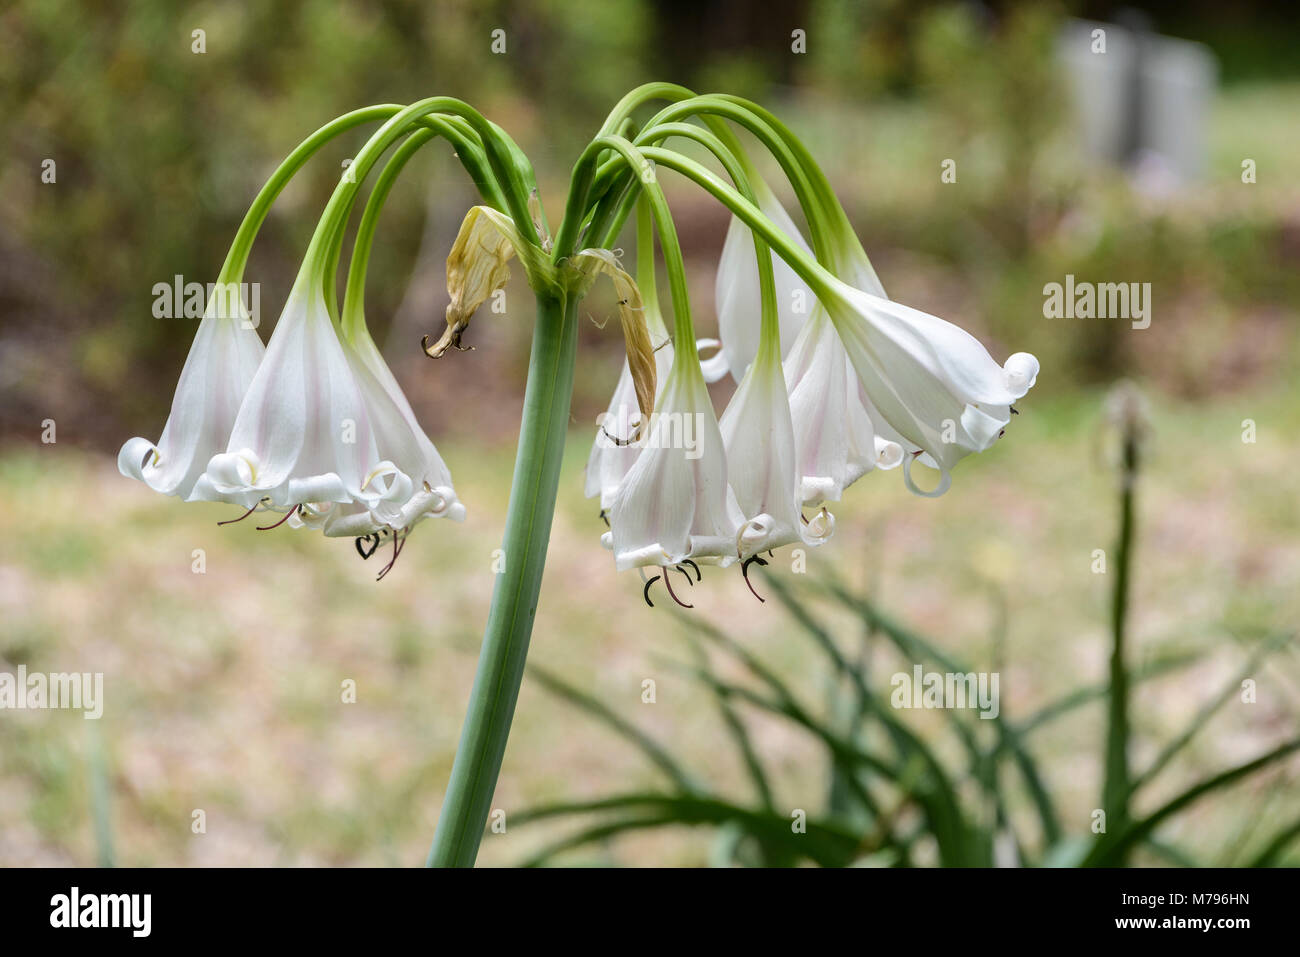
[1103,423,1139,848]
[217,105,404,286]
[597,123,779,361]
[427,290,579,867]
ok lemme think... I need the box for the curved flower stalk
[713,181,814,383]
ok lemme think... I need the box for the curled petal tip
[902,454,952,498]
[874,437,904,471]
[1003,352,1040,397]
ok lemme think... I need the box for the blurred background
[1,0,1297,866]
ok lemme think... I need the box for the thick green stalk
[428,290,579,867]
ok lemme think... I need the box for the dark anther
[355,533,381,560]
[643,574,661,608]
[256,504,299,531]
[600,422,641,448]
[675,564,694,587]
[599,509,610,528]
[662,568,693,609]
[741,554,769,603]
[218,500,263,526]
[680,558,701,581]
[1010,406,1020,415]
[376,529,407,581]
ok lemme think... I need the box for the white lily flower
[821,277,1040,496]
[714,192,906,504]
[720,346,832,560]
[781,305,905,505]
[578,246,674,512]
[345,327,465,529]
[196,284,382,509]
[584,336,674,510]
[714,186,814,382]
[606,359,740,573]
[199,287,464,579]
[118,301,264,501]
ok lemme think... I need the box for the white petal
[210,288,379,506]
[119,309,264,500]
[720,353,804,556]
[783,308,849,504]
[715,191,815,382]
[826,280,1040,479]
[608,363,736,569]
[585,335,674,510]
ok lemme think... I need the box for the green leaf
[528,663,701,795]
[512,793,862,867]
[1084,737,1300,867]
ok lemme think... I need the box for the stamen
[1010,406,1020,415]
[643,574,661,608]
[600,421,642,447]
[675,564,694,587]
[256,504,299,531]
[355,533,381,560]
[662,568,693,609]
[217,498,267,526]
[741,554,769,603]
[680,558,701,581]
[376,529,407,581]
[599,509,610,528]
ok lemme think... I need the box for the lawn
[2,376,1296,866]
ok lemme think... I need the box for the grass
[0,377,1296,866]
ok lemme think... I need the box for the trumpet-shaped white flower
[118,303,264,501]
[782,306,904,504]
[714,192,906,505]
[196,281,467,540]
[344,327,465,528]
[606,359,740,572]
[821,277,1039,495]
[585,332,675,511]
[196,285,384,508]
[720,346,833,559]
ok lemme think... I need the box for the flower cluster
[119,92,1038,594]
[119,104,484,579]
[584,184,1038,607]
